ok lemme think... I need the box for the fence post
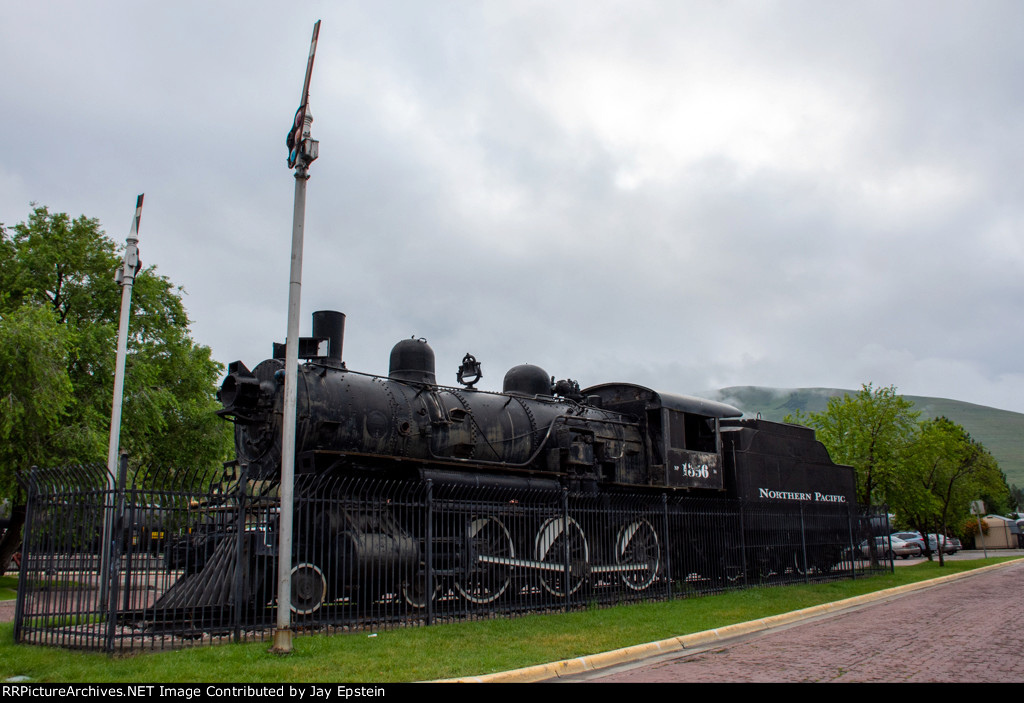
[425,478,433,626]
[104,454,129,654]
[233,465,249,642]
[561,487,570,613]
[799,504,809,584]
[885,508,894,574]
[738,500,748,588]
[848,505,857,580]
[120,485,136,616]
[661,493,672,600]
[13,467,39,644]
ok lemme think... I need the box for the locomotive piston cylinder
[339,532,419,587]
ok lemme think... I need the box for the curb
[433,560,1019,683]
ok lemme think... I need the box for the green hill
[710,386,1024,489]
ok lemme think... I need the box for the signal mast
[99,194,144,605]
[274,19,321,655]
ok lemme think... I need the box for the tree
[788,384,1011,567]
[1007,485,1023,517]
[787,383,919,507]
[0,304,74,497]
[0,205,233,571]
[893,417,1007,563]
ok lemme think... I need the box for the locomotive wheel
[289,562,327,615]
[455,516,515,605]
[723,563,744,584]
[615,519,660,591]
[401,574,439,609]
[751,552,776,580]
[534,517,589,597]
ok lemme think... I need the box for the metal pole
[799,504,809,584]
[847,506,856,580]
[886,512,894,573]
[106,197,142,479]
[970,500,988,558]
[99,194,144,606]
[425,478,434,626]
[661,493,671,600]
[105,454,129,654]
[738,501,747,587]
[273,159,309,653]
[13,467,39,643]
[233,465,248,643]
[274,21,321,654]
[561,488,569,613]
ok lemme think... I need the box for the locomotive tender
[207,310,857,613]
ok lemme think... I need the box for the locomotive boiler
[218,310,749,493]
[202,310,857,614]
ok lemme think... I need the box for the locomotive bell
[503,364,552,396]
[389,337,436,384]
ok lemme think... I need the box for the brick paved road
[569,560,1024,683]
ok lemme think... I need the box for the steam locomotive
[199,310,857,614]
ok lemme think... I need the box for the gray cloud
[2,0,1022,413]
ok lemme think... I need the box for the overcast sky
[3,1,1023,413]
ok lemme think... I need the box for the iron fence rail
[14,464,890,653]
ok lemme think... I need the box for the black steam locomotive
[200,310,857,614]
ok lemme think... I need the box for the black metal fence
[14,463,891,653]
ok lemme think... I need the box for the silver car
[891,531,926,553]
[860,536,922,559]
[925,533,957,555]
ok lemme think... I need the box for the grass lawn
[1,557,1019,683]
[1,576,16,601]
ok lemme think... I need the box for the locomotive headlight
[218,365,263,414]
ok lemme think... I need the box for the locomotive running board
[476,555,649,574]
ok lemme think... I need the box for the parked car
[925,533,957,555]
[891,531,926,553]
[860,536,922,559]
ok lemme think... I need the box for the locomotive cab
[581,384,742,491]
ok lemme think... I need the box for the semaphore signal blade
[287,20,321,168]
[130,193,144,238]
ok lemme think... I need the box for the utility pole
[273,20,320,655]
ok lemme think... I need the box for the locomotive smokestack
[312,310,345,366]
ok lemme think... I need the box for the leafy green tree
[0,205,233,571]
[894,417,1007,563]
[787,383,919,506]
[0,304,74,496]
[1007,485,1023,516]
[972,465,1013,518]
[788,384,1011,567]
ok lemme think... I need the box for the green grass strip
[1,558,1018,683]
